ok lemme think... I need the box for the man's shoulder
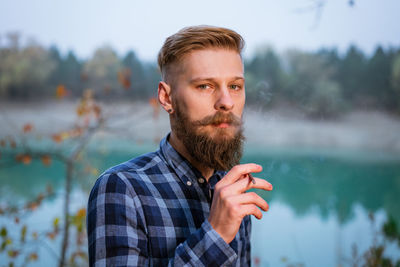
[101,150,167,179]
[89,150,169,197]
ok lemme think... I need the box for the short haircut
[157,25,245,82]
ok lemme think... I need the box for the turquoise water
[1,142,400,266]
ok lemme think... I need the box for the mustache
[192,112,242,127]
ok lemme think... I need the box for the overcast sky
[1,0,399,61]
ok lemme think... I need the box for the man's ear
[158,81,174,114]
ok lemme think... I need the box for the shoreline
[1,100,400,155]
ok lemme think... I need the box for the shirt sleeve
[87,172,239,267]
[169,219,238,266]
[87,172,149,267]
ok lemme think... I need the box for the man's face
[169,48,246,170]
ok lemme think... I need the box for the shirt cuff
[202,219,238,263]
[173,219,238,266]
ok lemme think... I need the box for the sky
[0,0,399,62]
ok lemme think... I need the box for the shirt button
[186,181,192,186]
[198,177,205,184]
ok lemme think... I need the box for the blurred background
[1,0,400,266]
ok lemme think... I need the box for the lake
[1,140,400,267]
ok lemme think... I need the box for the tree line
[1,33,400,117]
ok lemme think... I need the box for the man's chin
[201,125,238,140]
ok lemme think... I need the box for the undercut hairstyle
[157,25,245,82]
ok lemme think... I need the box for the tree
[245,46,284,108]
[82,46,122,99]
[121,50,148,98]
[48,48,83,98]
[364,46,394,110]
[282,49,345,118]
[337,45,367,104]
[0,33,56,99]
[391,52,400,113]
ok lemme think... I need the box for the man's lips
[212,122,231,128]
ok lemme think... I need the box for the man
[87,25,273,266]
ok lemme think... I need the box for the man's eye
[198,84,210,90]
[230,84,241,90]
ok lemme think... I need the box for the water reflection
[245,148,400,225]
[1,145,400,266]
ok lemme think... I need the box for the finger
[240,204,263,220]
[229,192,269,211]
[228,177,273,194]
[218,164,262,187]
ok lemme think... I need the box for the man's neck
[168,131,214,180]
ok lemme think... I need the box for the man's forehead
[176,48,244,80]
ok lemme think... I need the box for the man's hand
[208,163,273,244]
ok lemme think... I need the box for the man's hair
[157,25,245,82]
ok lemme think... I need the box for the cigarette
[248,173,256,184]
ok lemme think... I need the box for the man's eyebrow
[189,76,245,84]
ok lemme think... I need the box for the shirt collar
[159,133,226,186]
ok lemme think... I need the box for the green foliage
[122,51,149,98]
[245,46,284,107]
[0,34,56,99]
[383,216,400,246]
[48,47,83,97]
[83,45,122,97]
[282,49,345,118]
[350,213,400,267]
[1,33,400,116]
[337,45,366,101]
[391,53,400,113]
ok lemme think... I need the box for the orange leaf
[14,217,19,224]
[23,123,33,133]
[0,139,5,147]
[93,104,101,118]
[76,105,86,117]
[47,232,56,240]
[76,208,86,218]
[29,252,38,261]
[56,84,67,99]
[15,154,23,162]
[118,68,131,89]
[41,155,51,166]
[26,202,38,211]
[148,97,160,119]
[37,193,45,202]
[52,134,63,143]
[8,250,19,258]
[148,97,158,107]
[22,154,32,165]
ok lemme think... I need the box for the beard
[171,101,245,171]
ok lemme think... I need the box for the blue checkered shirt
[87,134,252,266]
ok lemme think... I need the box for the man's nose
[214,87,234,111]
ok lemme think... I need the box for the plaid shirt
[87,134,251,266]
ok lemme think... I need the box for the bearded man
[87,25,273,267]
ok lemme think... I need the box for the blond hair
[157,25,245,82]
